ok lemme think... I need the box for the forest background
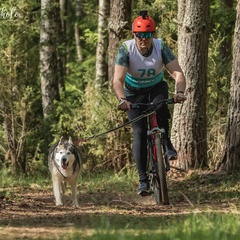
[0,0,239,178]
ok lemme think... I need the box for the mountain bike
[131,98,174,205]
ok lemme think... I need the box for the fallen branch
[179,191,194,207]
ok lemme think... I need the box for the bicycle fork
[148,128,170,172]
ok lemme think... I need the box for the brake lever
[167,98,175,104]
[130,103,138,109]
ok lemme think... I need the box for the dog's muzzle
[61,156,69,170]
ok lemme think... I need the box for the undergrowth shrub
[207,32,231,169]
[51,72,133,173]
[79,80,133,172]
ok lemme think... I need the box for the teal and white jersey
[123,38,164,89]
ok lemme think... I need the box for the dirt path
[1,170,239,239]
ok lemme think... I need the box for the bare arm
[165,59,187,102]
[113,64,131,111]
[113,64,128,100]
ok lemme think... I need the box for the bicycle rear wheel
[154,132,169,205]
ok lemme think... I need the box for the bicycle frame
[131,98,174,205]
[146,113,170,205]
[148,113,170,171]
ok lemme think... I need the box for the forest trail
[1,170,239,239]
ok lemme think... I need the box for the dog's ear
[68,137,73,145]
[58,136,64,146]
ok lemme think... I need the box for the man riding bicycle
[113,10,187,196]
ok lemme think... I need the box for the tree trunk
[221,0,234,7]
[95,0,109,89]
[75,0,83,62]
[40,0,59,118]
[57,0,67,91]
[108,0,132,88]
[3,116,17,174]
[171,0,210,169]
[107,0,132,169]
[219,0,234,60]
[40,0,60,159]
[218,0,240,171]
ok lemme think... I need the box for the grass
[63,213,240,240]
[0,166,139,189]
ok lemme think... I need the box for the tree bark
[219,0,234,60]
[40,0,60,160]
[57,0,67,90]
[218,0,240,171]
[221,0,234,7]
[40,0,59,118]
[95,0,109,89]
[171,0,210,169]
[107,0,132,170]
[108,0,132,88]
[75,0,83,62]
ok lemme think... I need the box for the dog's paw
[72,201,79,207]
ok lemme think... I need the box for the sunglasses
[135,32,153,39]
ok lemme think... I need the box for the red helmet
[132,10,155,33]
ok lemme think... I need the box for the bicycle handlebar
[131,98,175,110]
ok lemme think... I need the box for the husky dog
[48,136,81,207]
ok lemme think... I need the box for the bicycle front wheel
[151,175,161,204]
[154,132,169,205]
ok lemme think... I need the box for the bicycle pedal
[166,166,170,172]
